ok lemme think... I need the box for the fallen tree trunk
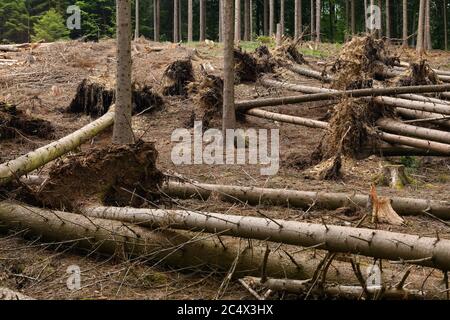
[375,96,450,116]
[396,108,450,129]
[0,108,115,186]
[0,45,20,52]
[376,118,450,145]
[245,108,329,129]
[244,277,425,299]
[285,64,333,83]
[376,131,450,155]
[81,205,450,270]
[162,181,450,219]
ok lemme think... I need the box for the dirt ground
[1,38,450,300]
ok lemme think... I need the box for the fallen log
[0,108,115,186]
[376,96,450,116]
[162,181,450,219]
[245,108,329,129]
[396,108,450,129]
[285,64,332,83]
[81,205,450,270]
[244,277,425,300]
[376,118,450,145]
[0,45,20,52]
[376,131,450,155]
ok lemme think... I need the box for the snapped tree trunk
[114,0,134,145]
[223,0,236,133]
[188,0,193,42]
[153,0,160,42]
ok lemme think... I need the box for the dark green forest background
[0,0,449,49]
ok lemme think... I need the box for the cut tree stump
[376,164,413,190]
[371,186,405,226]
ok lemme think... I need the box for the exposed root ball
[330,36,399,89]
[162,59,195,97]
[234,48,259,82]
[254,46,277,74]
[397,60,440,86]
[68,79,164,117]
[0,102,54,140]
[37,140,164,210]
[188,73,223,130]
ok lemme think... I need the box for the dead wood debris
[396,60,440,87]
[162,59,195,97]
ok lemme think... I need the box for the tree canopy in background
[0,0,448,50]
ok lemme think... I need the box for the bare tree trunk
[188,0,193,42]
[445,0,448,51]
[223,0,236,133]
[402,0,407,47]
[280,0,285,35]
[364,0,368,33]
[269,0,274,36]
[264,0,269,35]
[244,0,250,40]
[249,0,253,41]
[315,0,321,42]
[295,0,302,40]
[385,0,390,41]
[417,0,426,55]
[425,0,432,50]
[378,0,382,37]
[200,0,206,41]
[173,0,179,42]
[113,0,134,145]
[311,0,315,40]
[178,0,181,41]
[153,0,160,42]
[235,0,241,42]
[351,0,355,35]
[134,0,139,40]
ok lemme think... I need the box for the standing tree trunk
[235,0,241,42]
[311,0,315,40]
[364,0,368,33]
[385,0,390,42]
[153,0,160,42]
[280,0,285,35]
[173,0,179,43]
[264,0,269,35]
[269,0,274,36]
[249,0,253,40]
[295,0,302,39]
[113,0,134,145]
[223,0,236,133]
[378,0,382,37]
[351,0,355,35]
[244,0,250,41]
[417,0,426,55]
[445,0,448,51]
[425,0,432,50]
[200,0,206,41]
[134,0,139,40]
[402,0,408,47]
[315,0,321,42]
[188,0,193,42]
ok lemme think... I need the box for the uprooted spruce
[162,59,195,97]
[187,70,223,130]
[35,140,164,210]
[68,79,164,117]
[396,60,440,86]
[234,47,277,83]
[272,38,307,65]
[329,36,399,90]
[304,98,392,180]
[0,102,54,140]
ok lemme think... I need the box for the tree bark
[223,0,236,133]
[134,0,139,40]
[113,0,134,145]
[264,0,269,35]
[385,0,390,41]
[378,131,450,154]
[396,108,450,129]
[163,181,450,219]
[244,0,250,41]
[246,108,329,129]
[153,0,160,42]
[200,0,206,42]
[280,0,285,35]
[351,0,355,35]
[315,0,321,42]
[295,0,302,40]
[417,0,426,55]
[269,0,274,36]
[188,0,193,42]
[249,0,253,41]
[364,0,368,33]
[311,0,315,41]
[235,0,241,42]
[286,64,332,82]
[425,0,432,50]
[173,0,179,43]
[445,0,448,51]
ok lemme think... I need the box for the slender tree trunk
[385,0,390,41]
[445,0,448,51]
[328,0,334,42]
[188,0,193,42]
[244,0,250,40]
[295,0,301,39]
[311,0,315,40]
[364,0,368,33]
[178,0,181,41]
[425,0,432,50]
[235,0,241,42]
[249,0,253,40]
[153,0,160,41]
[280,0,285,35]
[345,0,349,37]
[223,0,236,133]
[173,0,179,42]
[200,0,206,41]
[315,0,321,42]
[402,0,408,47]
[351,0,355,35]
[113,0,134,145]
[134,0,139,40]
[417,0,426,55]
[269,0,274,36]
[378,0,382,37]
[264,0,269,35]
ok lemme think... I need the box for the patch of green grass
[400,156,421,170]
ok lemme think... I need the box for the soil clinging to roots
[162,59,195,97]
[0,102,54,140]
[36,140,164,210]
[330,36,399,90]
[397,60,440,86]
[68,79,164,117]
[234,48,259,82]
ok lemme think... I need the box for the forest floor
[1,38,450,300]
